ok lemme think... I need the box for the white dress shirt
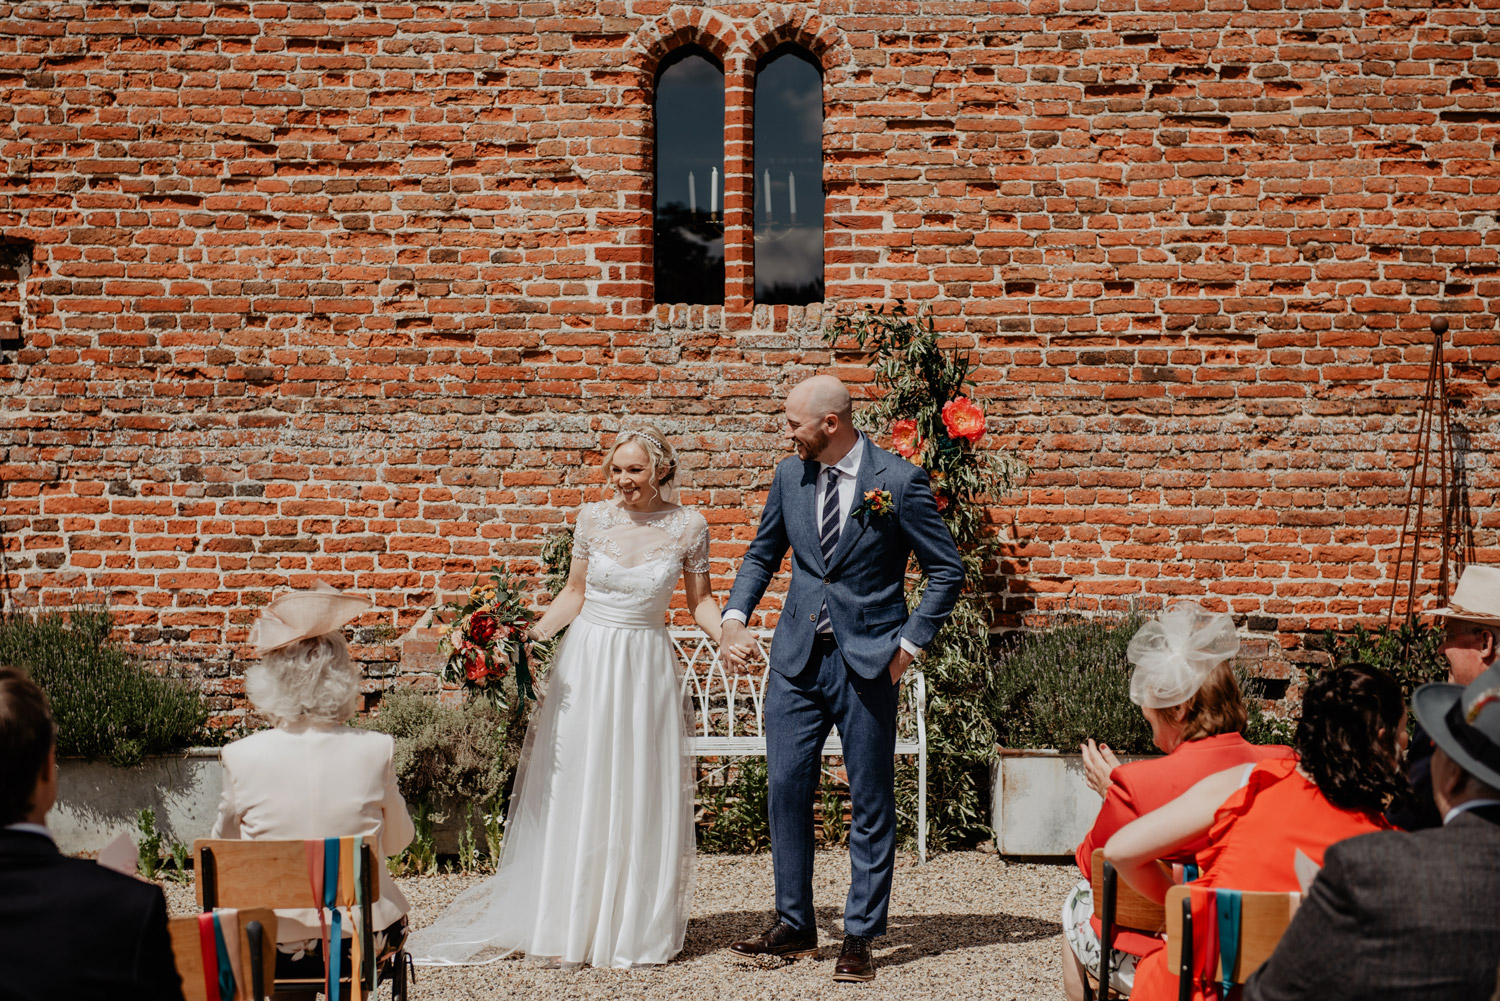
[724,436,921,657]
[1444,797,1500,825]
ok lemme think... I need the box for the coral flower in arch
[890,419,924,459]
[941,396,986,444]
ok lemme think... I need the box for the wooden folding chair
[194,838,410,1001]
[1165,884,1297,1001]
[1083,848,1168,1001]
[169,907,275,1001]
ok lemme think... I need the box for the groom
[721,374,964,983]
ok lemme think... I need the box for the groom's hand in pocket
[886,647,915,686]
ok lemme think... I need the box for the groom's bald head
[785,375,859,464]
[788,375,853,423]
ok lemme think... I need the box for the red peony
[935,493,950,512]
[468,611,498,646]
[890,419,924,459]
[464,650,489,683]
[941,396,986,443]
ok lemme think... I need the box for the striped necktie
[816,467,840,632]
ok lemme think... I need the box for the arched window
[753,44,824,305]
[653,47,725,306]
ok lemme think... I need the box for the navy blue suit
[0,828,185,1001]
[726,437,963,937]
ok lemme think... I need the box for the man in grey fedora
[1244,658,1500,1000]
[720,375,963,983]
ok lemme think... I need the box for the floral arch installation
[653,45,725,306]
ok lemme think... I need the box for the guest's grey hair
[245,633,361,728]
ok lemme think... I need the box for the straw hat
[1427,565,1500,629]
[247,581,373,655]
[1413,661,1500,792]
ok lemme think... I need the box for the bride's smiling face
[609,441,663,509]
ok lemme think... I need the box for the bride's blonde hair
[601,425,680,496]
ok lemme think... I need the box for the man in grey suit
[721,375,964,983]
[1244,658,1500,1001]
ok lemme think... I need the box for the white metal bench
[671,627,928,864]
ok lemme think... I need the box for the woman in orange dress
[1105,663,1411,1001]
[1063,603,1291,1000]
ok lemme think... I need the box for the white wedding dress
[408,501,705,969]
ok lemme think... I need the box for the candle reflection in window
[753,44,823,305]
[654,47,724,305]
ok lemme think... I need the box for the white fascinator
[1126,601,1241,709]
[247,580,373,655]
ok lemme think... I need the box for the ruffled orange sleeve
[1196,756,1299,876]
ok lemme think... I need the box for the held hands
[720,620,756,671]
[1080,738,1122,798]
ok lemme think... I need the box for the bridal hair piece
[1126,601,1241,709]
[602,424,680,493]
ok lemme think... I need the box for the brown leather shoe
[729,921,819,960]
[833,934,875,982]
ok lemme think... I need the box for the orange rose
[941,396,986,443]
[891,419,924,459]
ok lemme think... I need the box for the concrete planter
[990,747,1152,857]
[52,749,470,857]
[53,748,224,857]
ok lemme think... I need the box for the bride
[408,426,721,969]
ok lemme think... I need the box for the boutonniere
[855,488,895,518]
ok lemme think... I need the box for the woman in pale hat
[210,582,415,971]
[1061,602,1289,1000]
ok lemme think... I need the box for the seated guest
[1243,660,1500,1000]
[1106,663,1409,1001]
[1063,603,1290,1000]
[211,583,415,971]
[0,667,185,1001]
[1391,564,1500,830]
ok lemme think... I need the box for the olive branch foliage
[826,304,1026,850]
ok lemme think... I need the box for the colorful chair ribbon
[1215,889,1242,998]
[305,837,370,1001]
[195,911,237,1001]
[1188,887,1220,997]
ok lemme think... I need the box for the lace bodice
[574,502,709,627]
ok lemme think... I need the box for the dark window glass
[753,45,824,305]
[653,48,724,305]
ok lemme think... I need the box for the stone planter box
[990,747,1152,857]
[53,748,225,857]
[52,749,469,857]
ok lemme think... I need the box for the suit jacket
[0,827,185,1001]
[211,723,416,942]
[1387,723,1442,831]
[1244,804,1500,1001]
[725,437,965,680]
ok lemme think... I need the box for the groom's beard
[795,428,831,462]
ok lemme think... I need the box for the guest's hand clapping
[1081,738,1122,798]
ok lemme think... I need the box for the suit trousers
[765,641,899,938]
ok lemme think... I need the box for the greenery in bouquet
[433,567,537,710]
[826,303,1026,850]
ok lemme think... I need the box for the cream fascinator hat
[247,580,373,655]
[1126,601,1241,709]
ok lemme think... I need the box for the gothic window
[753,45,824,305]
[653,47,725,306]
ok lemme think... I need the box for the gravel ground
[167,850,1073,1000]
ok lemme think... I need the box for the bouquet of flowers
[433,567,537,708]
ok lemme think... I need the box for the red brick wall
[0,3,1496,718]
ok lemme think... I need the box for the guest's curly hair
[1295,662,1412,814]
